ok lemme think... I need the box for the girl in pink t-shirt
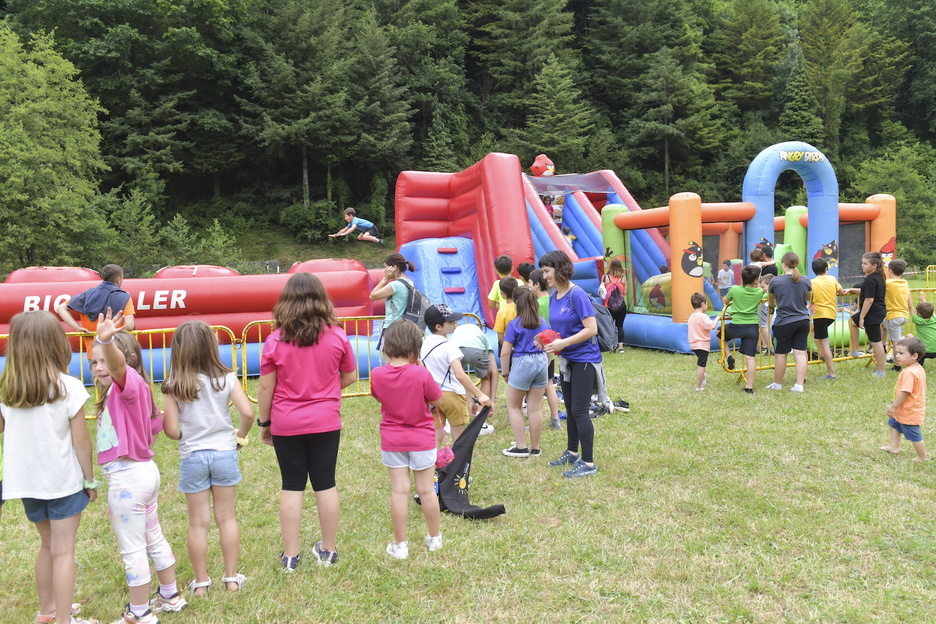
[91,310,185,623]
[371,320,445,559]
[687,292,717,390]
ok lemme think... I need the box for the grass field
[2,347,936,623]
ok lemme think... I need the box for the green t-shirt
[911,314,936,352]
[537,295,550,322]
[725,285,764,325]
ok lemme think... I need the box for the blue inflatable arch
[741,141,839,277]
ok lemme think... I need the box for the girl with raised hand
[161,321,254,595]
[91,309,186,624]
[0,311,98,624]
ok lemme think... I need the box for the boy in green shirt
[910,294,936,365]
[722,265,766,393]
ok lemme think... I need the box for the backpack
[400,279,431,331]
[603,277,626,313]
[590,295,617,353]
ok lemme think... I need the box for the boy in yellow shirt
[884,259,912,369]
[493,277,519,345]
[488,255,514,309]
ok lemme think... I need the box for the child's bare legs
[388,468,411,544]
[545,380,560,423]
[912,440,928,461]
[880,425,902,453]
[816,337,835,376]
[357,232,380,243]
[449,422,464,442]
[696,365,706,389]
[279,490,304,557]
[34,513,81,619]
[792,349,807,385]
[527,386,545,450]
[184,490,212,594]
[413,467,441,538]
[760,325,771,354]
[849,318,860,354]
[773,353,788,385]
[211,486,241,589]
[505,385,528,448]
[314,487,339,552]
[871,340,886,373]
[744,354,756,390]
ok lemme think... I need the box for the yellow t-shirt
[488,277,509,309]
[494,302,517,335]
[884,278,910,321]
[810,275,843,320]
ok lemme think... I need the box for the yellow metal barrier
[926,266,936,288]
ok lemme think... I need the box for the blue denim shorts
[507,353,549,391]
[178,449,242,493]
[22,489,89,523]
[888,417,923,443]
[382,449,437,471]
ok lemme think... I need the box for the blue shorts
[382,449,437,471]
[22,489,89,523]
[888,418,923,442]
[178,449,242,494]
[507,353,548,391]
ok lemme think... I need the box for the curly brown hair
[273,273,339,347]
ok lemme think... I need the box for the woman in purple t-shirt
[538,251,601,479]
[258,273,358,570]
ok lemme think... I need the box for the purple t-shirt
[504,316,549,355]
[371,364,442,452]
[97,366,163,465]
[549,285,602,363]
[260,325,356,436]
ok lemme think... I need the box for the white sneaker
[765,383,782,390]
[791,384,804,392]
[479,422,494,436]
[425,534,443,551]
[386,541,409,559]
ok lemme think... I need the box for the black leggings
[272,430,341,492]
[562,361,597,463]
[610,304,627,345]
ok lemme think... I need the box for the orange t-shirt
[894,363,926,426]
[79,299,136,357]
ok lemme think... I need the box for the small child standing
[688,293,717,390]
[161,321,254,595]
[500,290,550,457]
[717,260,734,297]
[879,337,928,460]
[91,310,186,624]
[371,320,446,559]
[911,295,936,364]
[0,311,98,624]
[809,258,846,379]
[420,305,492,445]
[488,255,513,310]
[884,259,912,369]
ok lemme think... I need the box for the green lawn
[2,349,935,623]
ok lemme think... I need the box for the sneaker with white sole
[529,448,542,457]
[279,551,300,573]
[548,450,579,467]
[111,605,157,624]
[791,384,804,392]
[313,541,339,566]
[479,422,494,435]
[386,541,409,559]
[502,445,530,458]
[425,534,443,551]
[765,383,782,390]
[150,591,187,614]
[562,458,598,478]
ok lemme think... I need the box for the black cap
[424,304,464,329]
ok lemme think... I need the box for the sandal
[188,577,212,595]
[222,573,247,591]
[35,615,55,624]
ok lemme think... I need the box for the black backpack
[584,289,617,352]
[400,279,431,331]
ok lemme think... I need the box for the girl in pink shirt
[371,319,445,559]
[687,293,717,390]
[91,310,185,624]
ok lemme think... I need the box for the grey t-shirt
[768,274,812,326]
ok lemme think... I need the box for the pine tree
[778,55,825,148]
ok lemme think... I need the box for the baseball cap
[424,304,464,329]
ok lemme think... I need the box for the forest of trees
[2,0,936,273]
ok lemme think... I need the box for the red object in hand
[537,329,562,353]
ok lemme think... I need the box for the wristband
[256,418,272,428]
[83,479,102,491]
[95,335,115,345]
[236,436,249,447]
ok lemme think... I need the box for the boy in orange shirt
[879,336,928,460]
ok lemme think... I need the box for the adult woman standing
[538,251,601,478]
[601,258,628,352]
[258,273,358,570]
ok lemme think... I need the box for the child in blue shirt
[329,207,384,246]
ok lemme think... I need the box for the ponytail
[781,252,801,283]
[385,253,415,274]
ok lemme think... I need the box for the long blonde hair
[781,252,801,283]
[0,311,71,408]
[161,321,233,403]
